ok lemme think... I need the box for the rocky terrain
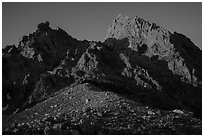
[2,15,202,135]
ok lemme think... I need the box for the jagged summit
[107,14,201,86]
[2,16,202,135]
[107,14,166,40]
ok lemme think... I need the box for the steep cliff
[105,14,202,115]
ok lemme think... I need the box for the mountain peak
[107,14,165,40]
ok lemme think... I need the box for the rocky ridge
[2,15,202,134]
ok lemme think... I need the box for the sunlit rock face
[107,14,201,86]
[106,14,201,114]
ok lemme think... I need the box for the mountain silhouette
[2,15,202,135]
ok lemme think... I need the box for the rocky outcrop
[2,22,90,113]
[107,14,201,86]
[106,14,202,116]
[2,14,202,121]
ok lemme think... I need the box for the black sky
[2,2,202,49]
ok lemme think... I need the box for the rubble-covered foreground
[3,84,201,135]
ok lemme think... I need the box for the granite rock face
[107,14,201,86]
[2,14,202,122]
[106,14,202,116]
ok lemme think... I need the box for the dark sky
[2,2,202,49]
